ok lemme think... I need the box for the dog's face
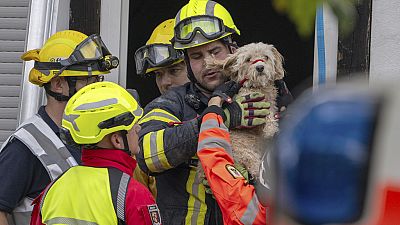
[223,43,284,88]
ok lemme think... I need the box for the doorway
[127,0,314,106]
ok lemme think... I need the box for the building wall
[370,0,400,82]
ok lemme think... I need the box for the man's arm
[136,92,200,174]
[197,97,267,224]
[0,211,8,225]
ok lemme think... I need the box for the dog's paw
[262,122,279,138]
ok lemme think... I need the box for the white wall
[370,0,400,82]
[100,0,130,88]
[19,0,70,124]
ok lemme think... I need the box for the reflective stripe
[197,137,233,157]
[44,217,98,225]
[11,115,78,180]
[117,173,130,221]
[133,108,144,117]
[13,197,33,213]
[176,9,182,24]
[185,167,207,225]
[14,126,71,179]
[139,109,180,124]
[0,115,78,223]
[240,194,260,225]
[143,130,172,172]
[206,1,216,16]
[199,118,228,133]
[74,98,118,110]
[63,114,80,131]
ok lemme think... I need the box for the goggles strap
[35,61,105,73]
[53,66,68,78]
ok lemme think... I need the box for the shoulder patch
[147,204,161,225]
[226,164,244,179]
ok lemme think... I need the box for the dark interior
[127,0,314,106]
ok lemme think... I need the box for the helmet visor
[61,34,112,66]
[134,44,183,74]
[174,15,231,44]
[76,34,112,61]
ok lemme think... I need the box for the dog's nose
[256,65,264,72]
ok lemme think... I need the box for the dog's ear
[205,55,225,72]
[222,52,238,69]
[272,46,285,80]
[222,52,240,80]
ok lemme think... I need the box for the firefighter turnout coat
[137,83,224,225]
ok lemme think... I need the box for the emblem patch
[226,164,244,179]
[147,204,161,225]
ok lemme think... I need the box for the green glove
[224,92,271,129]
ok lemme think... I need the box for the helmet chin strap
[120,130,131,155]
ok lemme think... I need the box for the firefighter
[0,30,117,225]
[197,83,268,224]
[135,19,189,94]
[30,81,161,225]
[134,19,192,199]
[135,0,291,224]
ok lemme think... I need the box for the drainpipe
[313,3,339,90]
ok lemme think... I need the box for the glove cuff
[224,102,241,128]
[200,105,226,121]
[198,105,226,130]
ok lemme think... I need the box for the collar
[189,83,209,107]
[38,105,60,135]
[81,149,136,176]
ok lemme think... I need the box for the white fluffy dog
[205,42,285,179]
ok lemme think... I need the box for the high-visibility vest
[40,166,129,225]
[0,114,78,225]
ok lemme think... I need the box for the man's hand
[0,211,9,225]
[211,81,240,103]
[224,92,271,129]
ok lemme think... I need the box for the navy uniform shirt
[0,106,81,213]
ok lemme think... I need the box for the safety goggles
[173,15,235,44]
[134,44,183,75]
[61,34,111,66]
[34,34,119,74]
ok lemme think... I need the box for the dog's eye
[264,55,269,60]
[246,57,251,62]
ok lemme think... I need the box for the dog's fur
[204,42,284,179]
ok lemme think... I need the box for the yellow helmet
[146,19,176,45]
[135,19,184,75]
[61,81,143,145]
[173,0,240,49]
[22,30,118,86]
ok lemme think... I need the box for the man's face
[127,124,141,155]
[74,75,104,91]
[153,62,189,94]
[59,75,104,97]
[186,41,231,91]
